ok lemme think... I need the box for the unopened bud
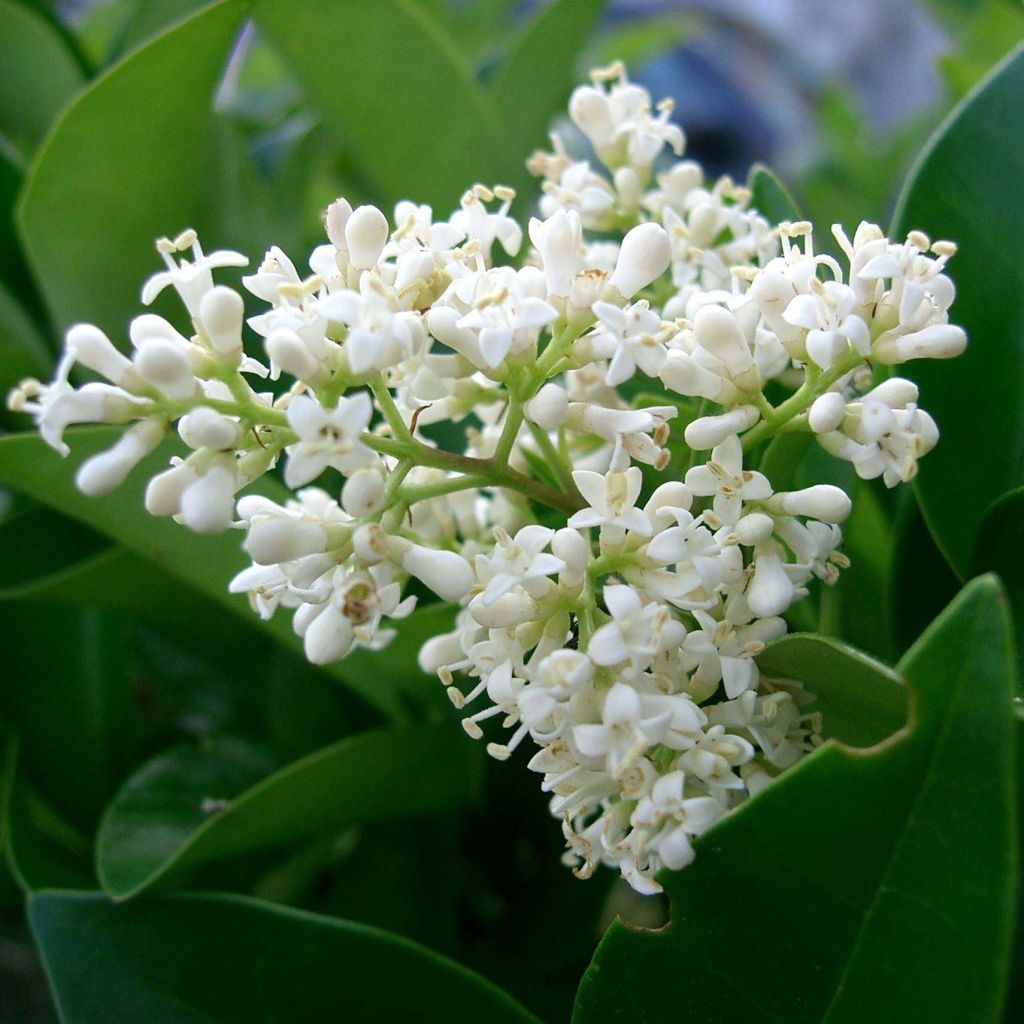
[525,382,569,430]
[345,205,389,271]
[199,286,245,356]
[76,419,164,496]
[607,223,670,299]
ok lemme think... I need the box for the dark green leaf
[30,890,540,1023]
[493,0,604,161]
[2,738,94,892]
[747,162,801,224]
[0,280,51,428]
[574,576,1017,1024]
[972,486,1024,676]
[253,0,513,212]
[891,43,1024,576]
[0,427,428,719]
[759,632,906,747]
[2,603,138,827]
[0,0,83,155]
[17,0,247,336]
[97,724,476,899]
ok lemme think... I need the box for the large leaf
[492,0,604,161]
[30,890,540,1023]
[253,0,514,212]
[0,0,83,155]
[758,632,906,747]
[747,162,801,224]
[972,486,1024,676]
[574,576,1017,1023]
[891,44,1024,577]
[96,724,476,899]
[17,0,247,336]
[0,427,440,719]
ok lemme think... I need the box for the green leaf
[891,43,1024,577]
[747,162,801,224]
[2,603,138,827]
[253,0,513,212]
[0,280,51,428]
[30,890,540,1023]
[2,739,95,892]
[574,576,1017,1024]
[17,0,247,336]
[0,427,428,719]
[492,0,604,160]
[97,724,476,899]
[758,633,906,747]
[0,0,83,155]
[972,486,1024,676]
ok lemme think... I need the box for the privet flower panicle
[7,64,967,895]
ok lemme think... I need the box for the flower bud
[529,210,581,299]
[607,223,671,299]
[747,547,795,618]
[660,349,736,403]
[265,328,322,382]
[341,468,385,517]
[525,382,569,431]
[353,523,389,564]
[128,314,188,350]
[776,485,852,523]
[568,86,614,148]
[863,377,918,408]
[325,197,353,253]
[145,461,195,517]
[67,324,132,385]
[468,589,535,628]
[135,339,196,401]
[397,542,472,602]
[180,406,240,451]
[345,205,389,271]
[873,324,967,364]
[417,632,463,675]
[304,604,355,664]
[75,419,164,497]
[199,286,245,356]
[684,405,759,451]
[749,271,801,344]
[179,460,237,534]
[693,305,757,381]
[731,512,775,546]
[552,527,590,587]
[808,392,847,434]
[245,517,328,565]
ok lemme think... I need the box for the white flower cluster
[7,62,966,894]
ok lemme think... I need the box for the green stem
[527,421,577,495]
[493,396,524,466]
[361,433,582,515]
[369,376,412,443]
[741,351,862,451]
[399,473,492,504]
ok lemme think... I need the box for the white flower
[588,300,670,386]
[685,435,772,525]
[283,392,375,487]
[568,467,651,536]
[782,280,870,370]
[588,585,668,672]
[573,682,671,776]
[479,525,565,605]
[454,267,558,368]
[142,229,247,316]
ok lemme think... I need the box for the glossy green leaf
[0,280,51,428]
[759,633,906,747]
[575,576,1017,1024]
[253,0,512,212]
[30,890,540,1023]
[97,723,476,899]
[0,0,83,154]
[17,0,247,336]
[2,739,94,892]
[972,486,1024,676]
[493,0,604,161]
[891,44,1024,577]
[747,162,801,224]
[2,603,138,827]
[0,427,435,719]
